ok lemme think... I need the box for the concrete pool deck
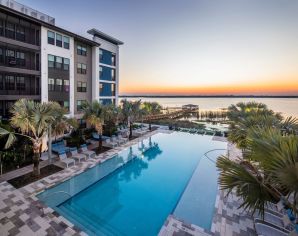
[0,132,256,236]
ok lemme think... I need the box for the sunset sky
[24,0,298,95]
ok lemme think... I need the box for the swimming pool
[38,132,227,236]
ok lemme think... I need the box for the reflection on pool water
[38,132,227,236]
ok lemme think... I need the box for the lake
[122,97,298,118]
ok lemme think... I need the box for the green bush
[64,130,85,148]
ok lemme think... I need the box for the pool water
[38,132,227,236]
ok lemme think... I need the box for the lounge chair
[70,148,87,163]
[110,136,121,145]
[80,144,96,159]
[58,151,75,168]
[254,219,290,236]
[91,133,109,141]
[52,141,70,154]
[134,128,147,136]
[254,211,287,229]
[111,135,125,146]
[117,134,128,143]
[103,138,118,148]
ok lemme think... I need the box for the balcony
[0,0,55,25]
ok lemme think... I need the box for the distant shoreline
[119,95,298,98]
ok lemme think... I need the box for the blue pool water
[38,132,227,236]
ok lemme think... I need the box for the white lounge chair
[133,129,147,137]
[117,134,128,143]
[254,219,290,236]
[70,148,87,162]
[111,136,123,145]
[58,152,75,168]
[80,144,96,159]
[103,138,118,148]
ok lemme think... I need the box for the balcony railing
[0,0,55,25]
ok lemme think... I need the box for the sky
[22,0,298,96]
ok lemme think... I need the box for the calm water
[123,97,298,118]
[38,132,226,236]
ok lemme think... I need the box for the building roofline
[0,4,100,47]
[87,28,124,45]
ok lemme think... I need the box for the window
[99,66,103,79]
[6,49,15,58]
[77,45,87,56]
[48,55,55,68]
[6,49,16,66]
[99,49,103,60]
[48,78,55,91]
[56,79,62,91]
[64,80,69,92]
[55,56,62,69]
[81,63,86,74]
[56,33,62,47]
[5,75,15,90]
[112,54,116,66]
[63,36,70,49]
[63,58,69,70]
[77,63,87,74]
[47,31,55,45]
[77,81,87,92]
[100,83,103,93]
[0,48,3,63]
[0,20,4,36]
[6,22,15,39]
[16,26,25,41]
[77,45,81,55]
[16,52,25,66]
[0,75,3,90]
[111,69,115,81]
[63,101,69,110]
[77,63,81,73]
[82,47,87,56]
[16,76,25,90]
[77,100,85,111]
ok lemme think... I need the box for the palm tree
[227,102,283,149]
[82,101,105,151]
[51,103,78,141]
[120,99,142,138]
[142,102,162,130]
[103,104,121,136]
[217,127,298,217]
[0,99,58,176]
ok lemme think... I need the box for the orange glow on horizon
[120,76,298,95]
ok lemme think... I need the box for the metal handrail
[203,148,227,163]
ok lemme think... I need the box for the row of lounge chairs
[58,144,96,168]
[133,127,148,137]
[92,133,129,148]
[254,203,297,235]
[174,127,226,136]
[57,134,130,168]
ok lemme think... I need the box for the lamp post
[48,126,52,164]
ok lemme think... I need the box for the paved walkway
[0,160,54,183]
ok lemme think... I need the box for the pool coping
[0,130,168,235]
[158,142,257,236]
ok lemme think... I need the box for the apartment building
[0,0,123,119]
